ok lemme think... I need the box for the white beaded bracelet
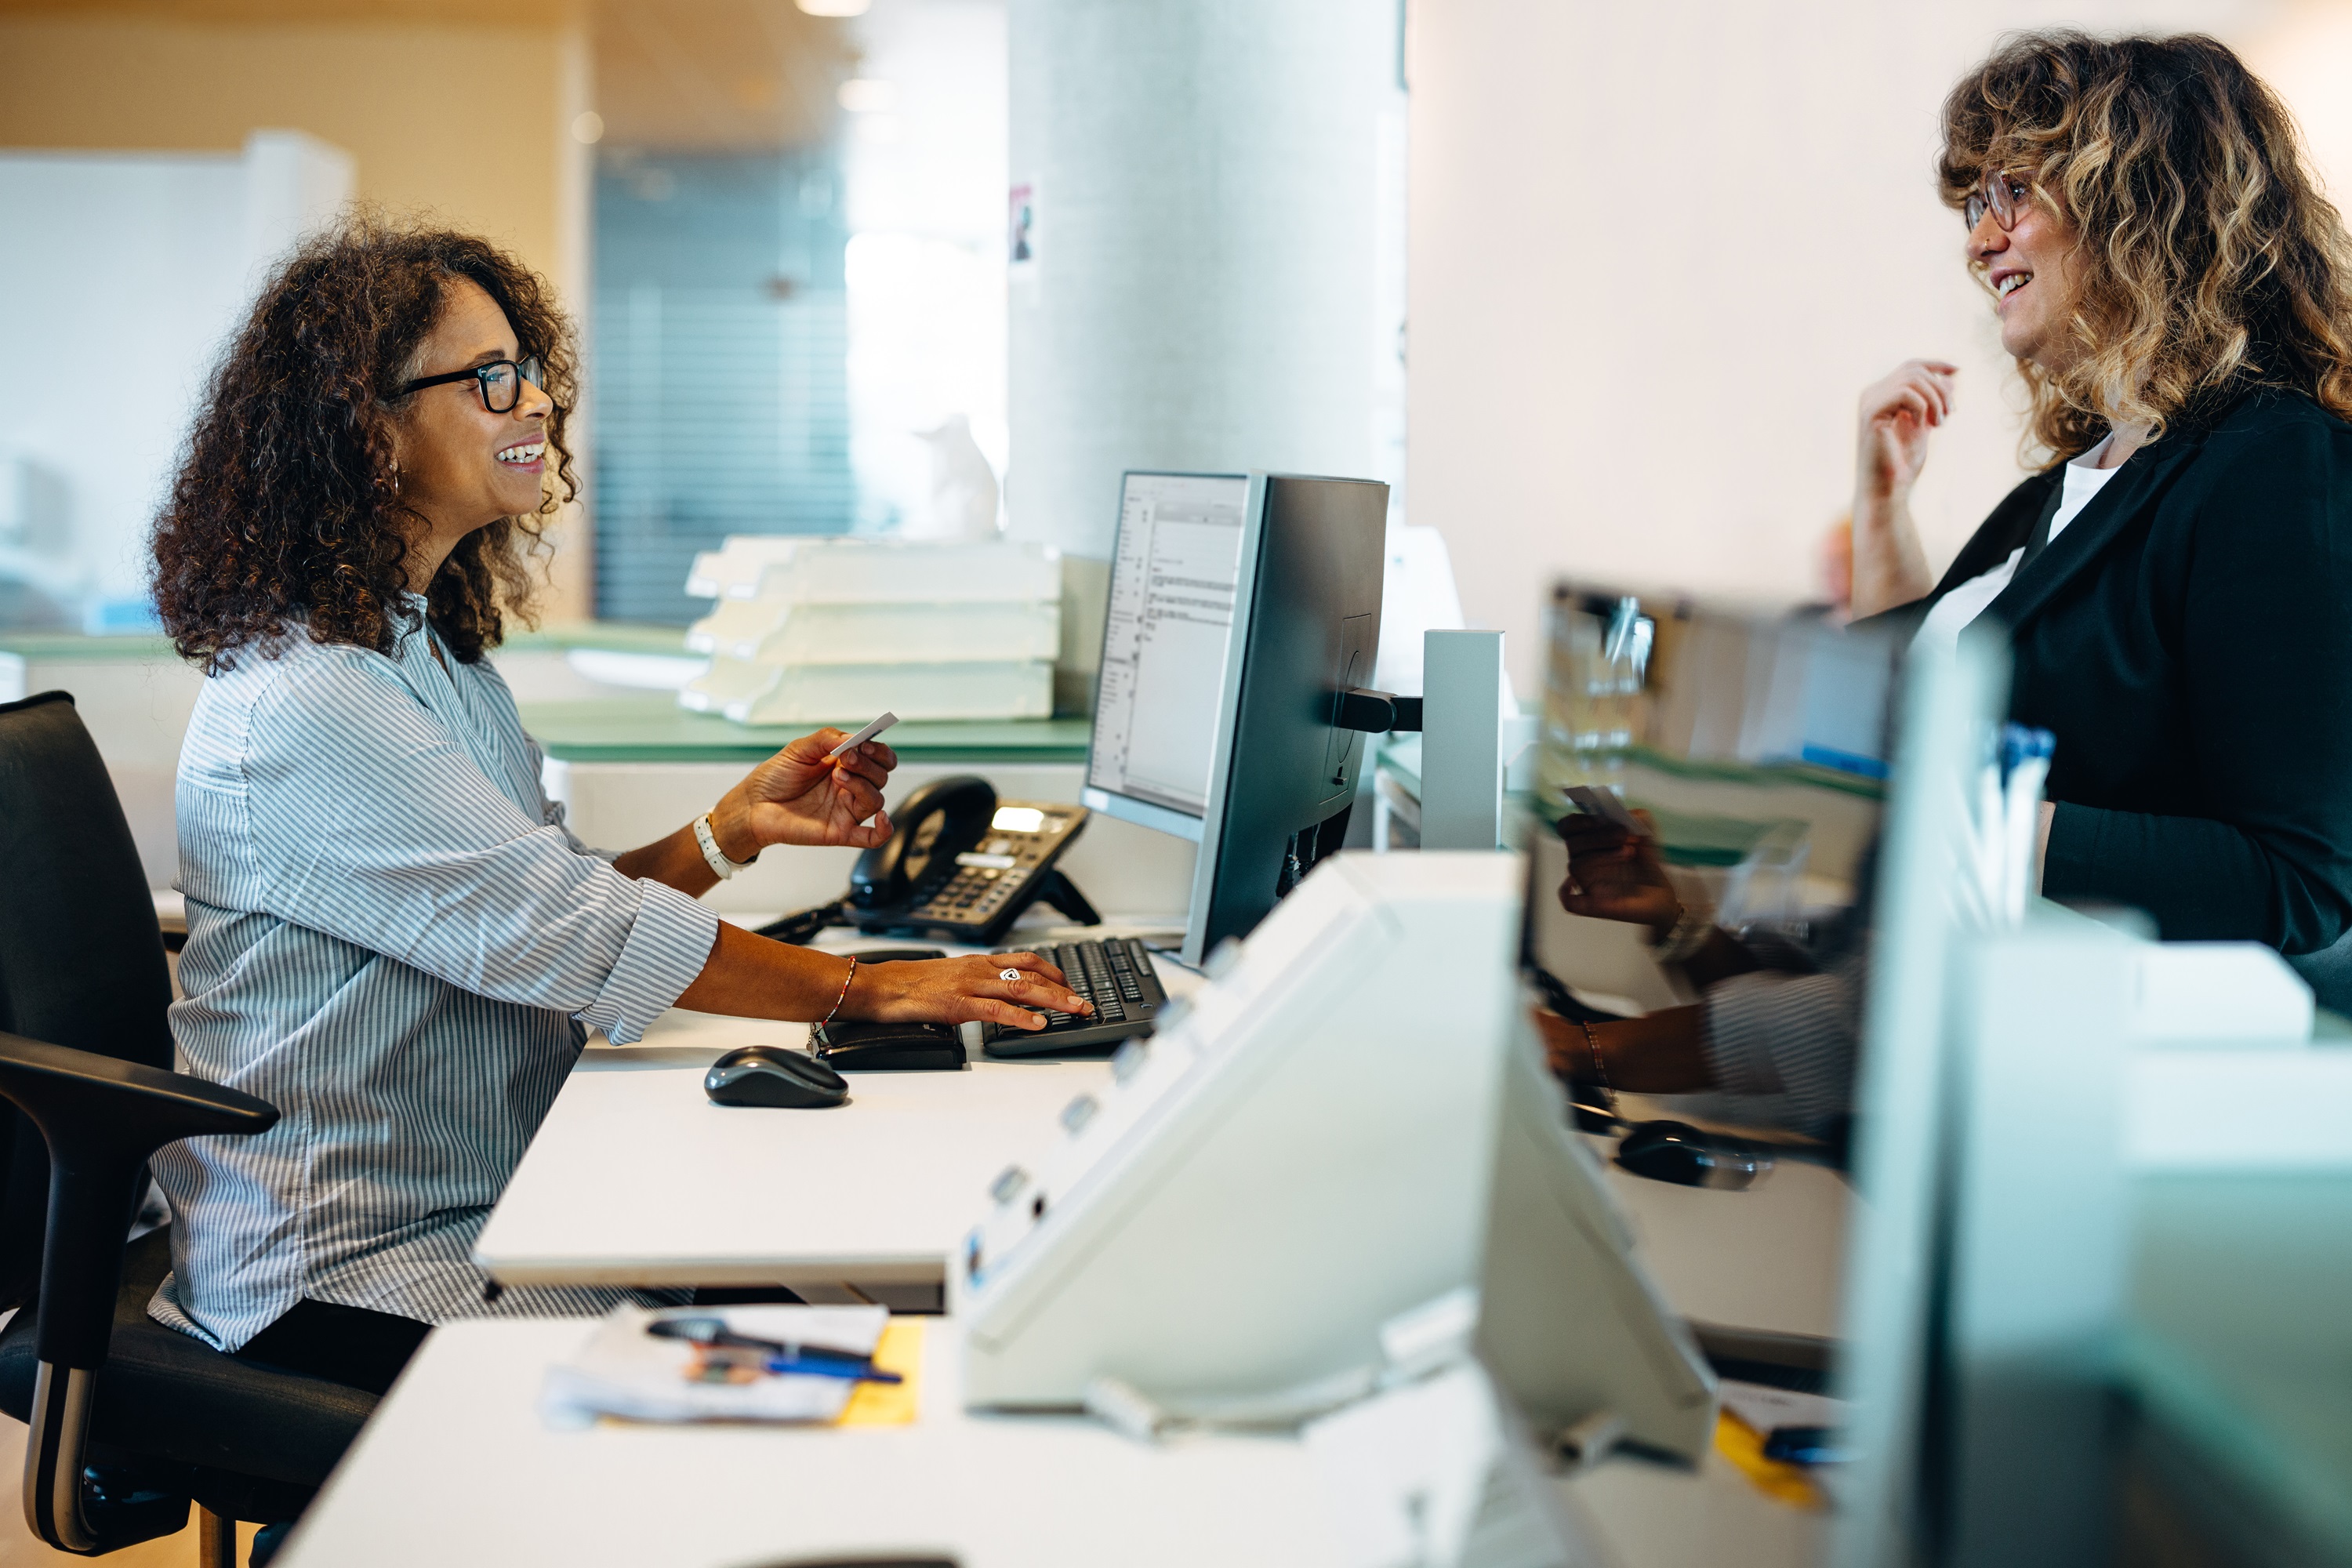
[1652,902,1717,964]
[692,813,755,880]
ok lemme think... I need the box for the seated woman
[147,218,1089,1392]
[1853,30,2352,957]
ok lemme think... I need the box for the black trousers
[231,1286,806,1397]
[234,1299,430,1398]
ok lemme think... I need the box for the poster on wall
[1007,179,1040,288]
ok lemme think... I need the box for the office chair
[0,691,380,1564]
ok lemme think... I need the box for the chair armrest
[0,1032,278,1553]
[0,1031,274,1371]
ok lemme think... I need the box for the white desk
[314,988,1851,1567]
[278,1317,1825,1568]
[281,1319,1338,1568]
[473,930,1203,1299]
[474,1019,1112,1293]
[477,998,1849,1339]
[1600,1093,1851,1342]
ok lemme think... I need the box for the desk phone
[846,775,1102,945]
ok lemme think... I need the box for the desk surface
[477,976,1852,1335]
[278,1317,1824,1568]
[473,1009,1116,1289]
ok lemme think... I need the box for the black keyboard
[980,936,1168,1058]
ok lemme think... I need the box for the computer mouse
[704,1045,850,1109]
[1613,1120,1773,1190]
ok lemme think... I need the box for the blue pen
[647,1314,901,1382]
[757,1353,902,1385]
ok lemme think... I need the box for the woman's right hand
[1856,358,1958,506]
[840,951,1093,1033]
[1557,811,1681,940]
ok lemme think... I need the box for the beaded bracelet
[1581,1018,1617,1112]
[824,956,858,1025]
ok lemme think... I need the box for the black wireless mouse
[1614,1120,1773,1190]
[704,1045,850,1109]
[812,1019,967,1072]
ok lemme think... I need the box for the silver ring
[999,967,1022,982]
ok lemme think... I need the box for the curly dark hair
[1940,31,2352,460]
[153,212,580,671]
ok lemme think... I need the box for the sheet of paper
[541,1304,888,1427]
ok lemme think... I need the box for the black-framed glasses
[400,355,544,412]
[1964,170,2032,233]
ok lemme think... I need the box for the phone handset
[760,775,1100,946]
[848,775,1002,915]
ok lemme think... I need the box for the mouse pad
[837,1319,925,1427]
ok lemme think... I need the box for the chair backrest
[0,691,176,1308]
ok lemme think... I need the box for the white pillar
[1007,0,1402,707]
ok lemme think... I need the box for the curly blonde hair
[1940,31,2352,461]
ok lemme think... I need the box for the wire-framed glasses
[399,355,545,412]
[1964,171,2032,233]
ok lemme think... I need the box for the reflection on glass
[1537,586,1900,935]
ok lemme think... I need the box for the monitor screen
[1085,472,1250,823]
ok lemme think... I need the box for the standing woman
[1853,31,2352,960]
[1548,31,2352,1124]
[148,218,1088,1389]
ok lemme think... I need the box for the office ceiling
[0,0,857,151]
[592,0,854,153]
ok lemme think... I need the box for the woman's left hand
[711,729,901,854]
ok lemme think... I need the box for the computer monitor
[1081,471,1389,967]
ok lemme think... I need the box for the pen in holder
[1958,723,2054,929]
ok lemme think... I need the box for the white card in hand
[1563,784,1647,834]
[829,711,900,760]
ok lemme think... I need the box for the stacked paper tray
[686,536,1062,604]
[681,659,1053,725]
[681,535,1063,724]
[686,597,1062,666]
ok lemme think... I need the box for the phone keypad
[898,806,1077,931]
[913,848,1032,923]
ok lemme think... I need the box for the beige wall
[0,10,597,617]
[1406,0,2310,695]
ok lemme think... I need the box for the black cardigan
[1883,385,2352,955]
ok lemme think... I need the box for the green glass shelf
[521,694,1091,765]
[0,632,181,660]
[0,619,691,662]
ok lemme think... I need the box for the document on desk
[541,1305,887,1427]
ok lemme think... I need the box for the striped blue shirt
[150,601,719,1350]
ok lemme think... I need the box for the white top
[1913,435,2125,652]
